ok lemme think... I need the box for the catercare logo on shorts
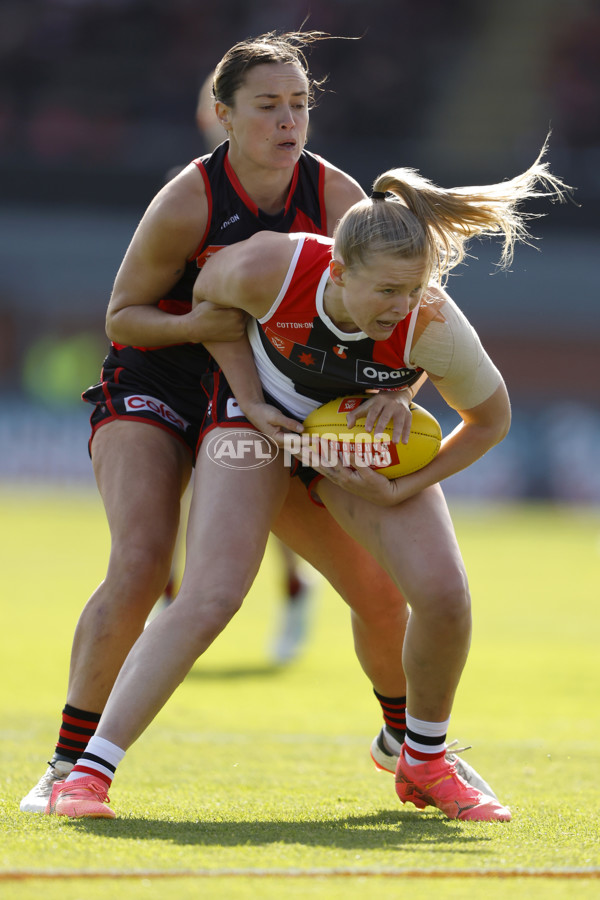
[205,430,279,469]
[124,395,190,431]
[355,360,414,386]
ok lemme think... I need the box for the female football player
[44,144,568,821]
[24,30,461,815]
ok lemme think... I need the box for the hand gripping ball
[302,396,442,478]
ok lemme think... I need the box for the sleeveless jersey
[166,141,327,308]
[248,234,424,419]
[111,142,328,379]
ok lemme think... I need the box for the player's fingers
[275,413,303,434]
[400,411,413,445]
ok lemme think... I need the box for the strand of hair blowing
[372,137,572,281]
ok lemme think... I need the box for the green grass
[1,487,599,899]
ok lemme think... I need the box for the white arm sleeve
[410,289,503,411]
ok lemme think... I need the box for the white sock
[404,713,450,766]
[65,735,126,784]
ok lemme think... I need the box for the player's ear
[215,101,232,132]
[329,258,346,286]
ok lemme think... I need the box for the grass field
[1,487,599,899]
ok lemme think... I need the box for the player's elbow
[105,303,130,342]
[493,386,512,445]
[105,307,120,341]
[466,385,512,449]
[487,390,512,447]
[492,407,511,446]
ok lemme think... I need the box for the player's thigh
[273,476,406,612]
[181,433,290,597]
[91,419,193,548]
[317,480,467,603]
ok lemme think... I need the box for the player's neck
[227,149,294,215]
[323,280,359,333]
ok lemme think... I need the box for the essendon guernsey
[112,142,328,373]
[163,142,328,312]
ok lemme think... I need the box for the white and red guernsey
[248,234,423,419]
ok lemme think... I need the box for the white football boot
[20,759,74,813]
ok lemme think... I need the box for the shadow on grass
[187,664,284,681]
[70,809,488,850]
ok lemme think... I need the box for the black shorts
[199,368,325,503]
[82,344,214,460]
[198,367,255,445]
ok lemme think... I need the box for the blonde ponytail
[334,138,572,283]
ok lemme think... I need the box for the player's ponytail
[333,137,572,283]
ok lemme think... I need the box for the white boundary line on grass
[2,868,600,880]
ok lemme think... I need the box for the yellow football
[302,396,442,479]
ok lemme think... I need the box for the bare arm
[206,335,304,440]
[105,167,246,346]
[314,293,510,506]
[192,231,297,316]
[194,232,305,438]
[317,380,511,507]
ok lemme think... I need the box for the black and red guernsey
[108,142,328,379]
[158,142,327,331]
[84,143,330,451]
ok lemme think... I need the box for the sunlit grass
[1,488,598,899]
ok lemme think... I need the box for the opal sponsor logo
[356,360,414,385]
[205,430,279,469]
[124,395,190,431]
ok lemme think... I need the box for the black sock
[373,689,406,744]
[54,703,101,763]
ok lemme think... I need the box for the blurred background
[0,0,598,500]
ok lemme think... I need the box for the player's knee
[200,588,245,623]
[437,582,471,632]
[352,600,408,633]
[106,541,173,600]
[413,569,471,627]
[174,587,245,645]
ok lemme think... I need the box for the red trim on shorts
[211,367,221,415]
[306,472,325,507]
[109,337,192,352]
[101,379,118,415]
[196,416,259,457]
[89,413,193,457]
